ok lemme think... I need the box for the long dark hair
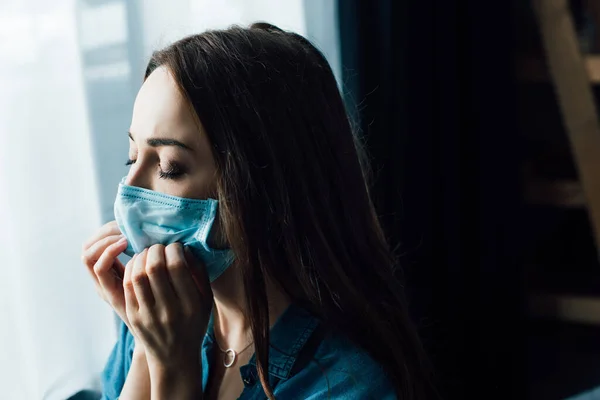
[145,23,434,399]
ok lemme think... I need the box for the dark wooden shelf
[528,293,600,325]
[518,55,600,83]
[524,178,585,208]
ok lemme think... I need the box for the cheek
[177,170,218,200]
[197,164,219,197]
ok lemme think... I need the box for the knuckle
[123,279,135,291]
[131,270,148,285]
[158,312,169,325]
[159,311,175,326]
[92,262,105,275]
[146,261,164,276]
[81,251,95,266]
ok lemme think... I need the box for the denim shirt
[101,305,396,399]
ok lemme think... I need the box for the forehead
[130,66,201,143]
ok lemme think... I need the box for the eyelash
[125,159,185,180]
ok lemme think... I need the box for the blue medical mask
[113,177,234,282]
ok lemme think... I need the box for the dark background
[337,1,523,398]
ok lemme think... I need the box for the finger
[82,221,122,251]
[82,234,124,272]
[111,258,126,281]
[124,253,139,311]
[132,249,155,309]
[82,234,124,291]
[94,236,128,298]
[145,244,176,307]
[183,246,211,299]
[165,243,201,308]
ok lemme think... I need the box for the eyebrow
[128,132,193,151]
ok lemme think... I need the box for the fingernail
[117,236,127,245]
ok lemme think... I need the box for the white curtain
[0,1,338,399]
[0,0,113,399]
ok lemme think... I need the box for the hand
[81,221,133,335]
[123,243,212,373]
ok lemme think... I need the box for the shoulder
[274,329,397,400]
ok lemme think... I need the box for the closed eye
[158,161,185,180]
[124,158,186,180]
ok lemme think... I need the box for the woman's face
[126,66,216,199]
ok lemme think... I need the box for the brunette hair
[145,22,434,399]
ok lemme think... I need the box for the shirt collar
[203,303,319,380]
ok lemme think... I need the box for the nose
[124,160,151,190]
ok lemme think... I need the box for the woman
[82,23,434,399]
